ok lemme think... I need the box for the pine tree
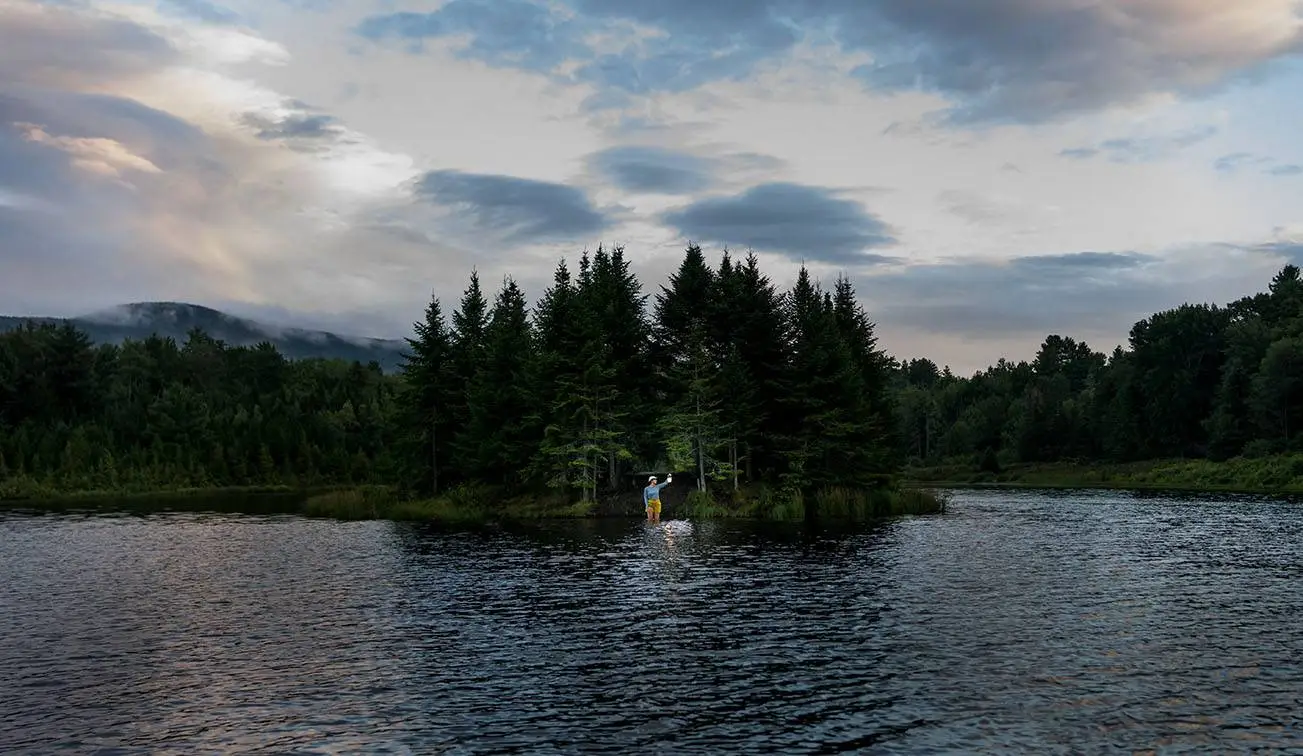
[576,245,651,489]
[448,270,489,478]
[536,352,631,502]
[653,245,724,490]
[831,274,900,475]
[731,253,792,481]
[462,277,538,490]
[397,292,456,495]
[777,268,869,491]
[656,326,727,492]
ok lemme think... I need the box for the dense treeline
[7,246,1298,503]
[0,324,399,497]
[396,245,898,502]
[899,264,1303,470]
[0,245,897,504]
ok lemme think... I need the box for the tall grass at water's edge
[0,478,311,505]
[302,484,949,523]
[0,478,947,522]
[904,453,1303,494]
[300,484,597,523]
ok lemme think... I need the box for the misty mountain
[0,302,410,372]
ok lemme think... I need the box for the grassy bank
[0,478,314,504]
[300,485,596,523]
[301,483,949,524]
[904,453,1303,494]
[1,477,948,523]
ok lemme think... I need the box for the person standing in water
[644,474,671,522]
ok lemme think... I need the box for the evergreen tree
[462,277,538,490]
[653,244,722,482]
[397,292,455,495]
[448,270,489,478]
[580,245,651,488]
[731,253,792,480]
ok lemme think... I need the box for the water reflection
[2,491,1303,753]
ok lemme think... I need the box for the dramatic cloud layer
[4,0,1303,372]
[661,184,896,265]
[356,0,1303,123]
[415,170,611,243]
[586,146,713,195]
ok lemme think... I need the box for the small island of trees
[3,245,1303,517]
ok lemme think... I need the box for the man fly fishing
[644,473,672,522]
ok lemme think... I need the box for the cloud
[586,145,712,194]
[16,121,163,177]
[355,1,583,72]
[1011,251,1158,271]
[1243,229,1303,265]
[1060,126,1218,163]
[414,169,612,243]
[844,1,1303,124]
[660,183,896,265]
[1212,152,1302,176]
[862,238,1303,370]
[245,112,336,139]
[0,0,439,327]
[1214,152,1267,173]
[584,144,785,195]
[159,0,240,25]
[0,1,181,89]
[861,248,1256,349]
[353,0,1303,124]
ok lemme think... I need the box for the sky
[3,0,1303,374]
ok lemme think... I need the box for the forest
[897,264,1303,472]
[2,244,1303,503]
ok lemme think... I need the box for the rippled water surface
[3,489,1303,753]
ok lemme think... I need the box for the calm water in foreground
[2,489,1302,754]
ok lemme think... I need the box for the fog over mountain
[0,302,408,372]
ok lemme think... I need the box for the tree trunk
[732,439,739,491]
[695,394,706,492]
[582,411,591,503]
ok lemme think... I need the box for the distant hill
[0,302,410,372]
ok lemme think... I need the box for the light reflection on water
[1,489,1302,753]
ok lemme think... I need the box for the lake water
[2,489,1302,754]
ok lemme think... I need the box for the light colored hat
[648,475,657,482]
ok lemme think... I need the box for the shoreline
[903,455,1303,497]
[0,483,950,523]
[902,479,1303,496]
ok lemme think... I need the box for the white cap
[648,475,657,482]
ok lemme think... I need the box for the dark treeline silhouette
[897,264,1303,470]
[0,322,397,497]
[396,244,898,502]
[4,245,1300,501]
[0,245,896,503]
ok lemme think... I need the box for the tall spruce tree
[579,245,650,489]
[653,245,722,486]
[448,270,489,478]
[732,253,792,481]
[397,293,455,495]
[779,268,870,491]
[831,274,900,474]
[461,277,538,490]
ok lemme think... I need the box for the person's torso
[644,485,659,500]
